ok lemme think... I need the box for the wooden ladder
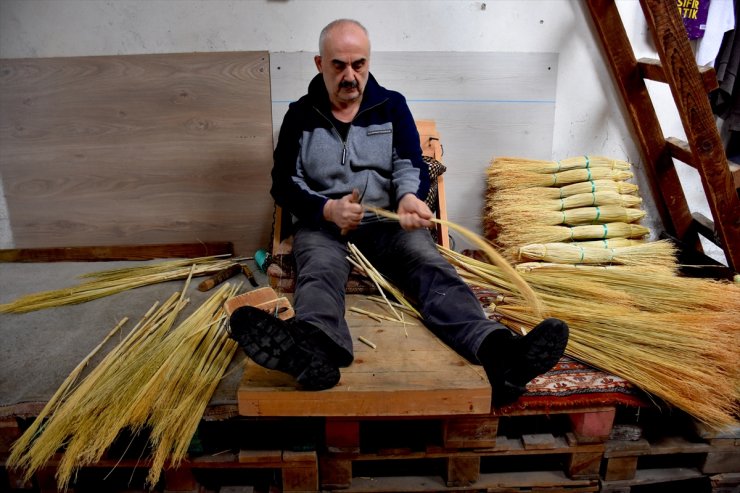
[586,0,740,274]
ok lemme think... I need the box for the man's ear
[314,55,322,72]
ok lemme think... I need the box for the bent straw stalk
[492,155,631,173]
[365,206,545,318]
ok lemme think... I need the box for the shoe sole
[229,306,340,390]
[508,318,569,386]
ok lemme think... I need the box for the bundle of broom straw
[7,274,239,489]
[0,255,237,313]
[484,155,671,268]
[439,246,740,430]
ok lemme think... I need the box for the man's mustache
[339,80,359,89]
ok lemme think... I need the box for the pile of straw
[440,246,740,429]
[0,256,236,313]
[7,274,239,489]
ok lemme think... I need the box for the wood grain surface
[1,51,274,255]
[237,295,492,417]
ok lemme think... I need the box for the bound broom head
[495,222,651,252]
[517,240,677,269]
[488,167,634,190]
[491,155,631,173]
[505,205,647,227]
[488,190,642,213]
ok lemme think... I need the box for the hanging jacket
[271,73,430,228]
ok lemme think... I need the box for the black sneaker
[229,306,341,390]
[478,318,569,406]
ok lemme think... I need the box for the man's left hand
[397,194,434,231]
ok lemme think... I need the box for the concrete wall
[0,0,728,262]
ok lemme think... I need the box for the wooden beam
[0,241,234,262]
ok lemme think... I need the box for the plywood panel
[0,51,274,255]
[270,52,557,248]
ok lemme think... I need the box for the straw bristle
[439,246,740,429]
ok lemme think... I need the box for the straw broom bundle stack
[7,276,239,489]
[439,246,740,429]
[485,155,675,269]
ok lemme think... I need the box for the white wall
[0,0,727,261]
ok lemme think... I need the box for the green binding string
[579,246,585,263]
[556,160,561,172]
[562,211,567,224]
[594,206,601,223]
[591,192,597,206]
[586,168,592,181]
[584,155,590,168]
[602,224,609,239]
[559,198,565,211]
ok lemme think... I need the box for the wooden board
[270,52,557,249]
[0,52,274,256]
[237,295,491,417]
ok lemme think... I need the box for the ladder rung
[638,58,719,93]
[730,162,740,190]
[691,212,722,248]
[666,137,695,168]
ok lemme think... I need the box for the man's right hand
[323,189,363,233]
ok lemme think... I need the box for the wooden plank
[585,1,696,247]
[638,57,718,93]
[0,52,274,256]
[640,0,740,271]
[666,136,695,168]
[0,241,233,262]
[237,295,491,417]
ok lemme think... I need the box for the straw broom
[490,180,640,200]
[0,255,236,313]
[517,240,677,268]
[488,190,643,214]
[487,167,633,189]
[495,222,650,252]
[496,303,739,429]
[514,262,740,314]
[439,247,739,429]
[496,205,646,228]
[492,155,631,173]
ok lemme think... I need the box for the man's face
[315,24,370,108]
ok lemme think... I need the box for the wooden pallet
[318,407,615,491]
[600,416,740,492]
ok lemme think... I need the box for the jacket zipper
[312,98,389,166]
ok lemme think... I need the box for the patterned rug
[470,285,649,413]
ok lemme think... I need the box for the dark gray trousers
[291,221,507,366]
